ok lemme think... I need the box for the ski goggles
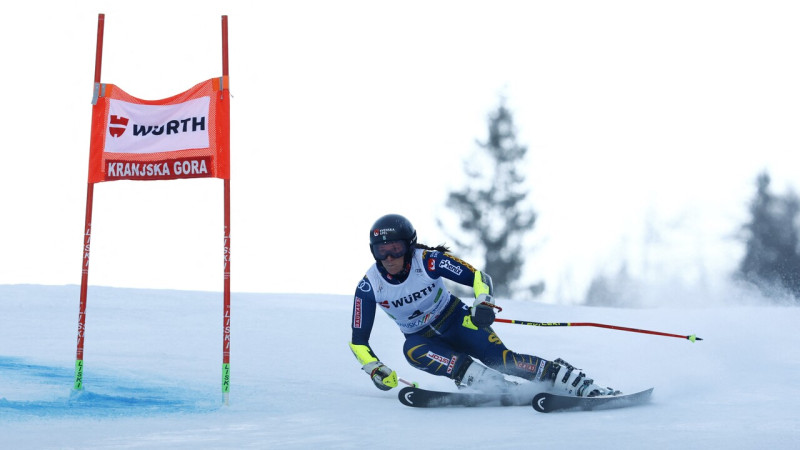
[372,240,408,260]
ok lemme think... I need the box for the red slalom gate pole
[220,14,232,406]
[493,318,703,342]
[74,13,105,392]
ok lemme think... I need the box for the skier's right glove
[362,361,398,391]
[349,342,398,391]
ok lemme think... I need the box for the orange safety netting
[88,77,230,182]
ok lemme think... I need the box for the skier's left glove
[471,293,496,328]
[470,271,496,328]
[362,361,398,391]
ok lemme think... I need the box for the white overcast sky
[2,1,799,303]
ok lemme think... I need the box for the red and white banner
[88,77,230,182]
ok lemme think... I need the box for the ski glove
[471,293,496,328]
[362,361,398,391]
[349,343,397,390]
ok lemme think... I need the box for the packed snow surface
[2,284,798,449]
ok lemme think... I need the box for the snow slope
[2,284,798,449]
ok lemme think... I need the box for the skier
[349,213,617,397]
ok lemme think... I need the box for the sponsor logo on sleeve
[439,259,463,276]
[353,297,362,328]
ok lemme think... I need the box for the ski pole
[493,318,702,342]
[399,377,419,387]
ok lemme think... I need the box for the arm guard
[348,342,379,366]
[473,271,493,298]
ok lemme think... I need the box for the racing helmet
[369,214,417,261]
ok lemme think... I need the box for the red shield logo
[109,115,129,137]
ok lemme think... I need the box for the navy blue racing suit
[351,248,551,383]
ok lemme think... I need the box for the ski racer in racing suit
[349,214,617,396]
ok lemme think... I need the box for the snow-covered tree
[441,101,540,298]
[738,171,800,300]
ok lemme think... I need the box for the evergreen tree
[738,172,800,299]
[584,264,638,308]
[441,101,540,298]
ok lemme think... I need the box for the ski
[531,388,654,413]
[398,386,531,408]
[399,386,655,411]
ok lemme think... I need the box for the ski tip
[398,386,417,407]
[532,392,551,413]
